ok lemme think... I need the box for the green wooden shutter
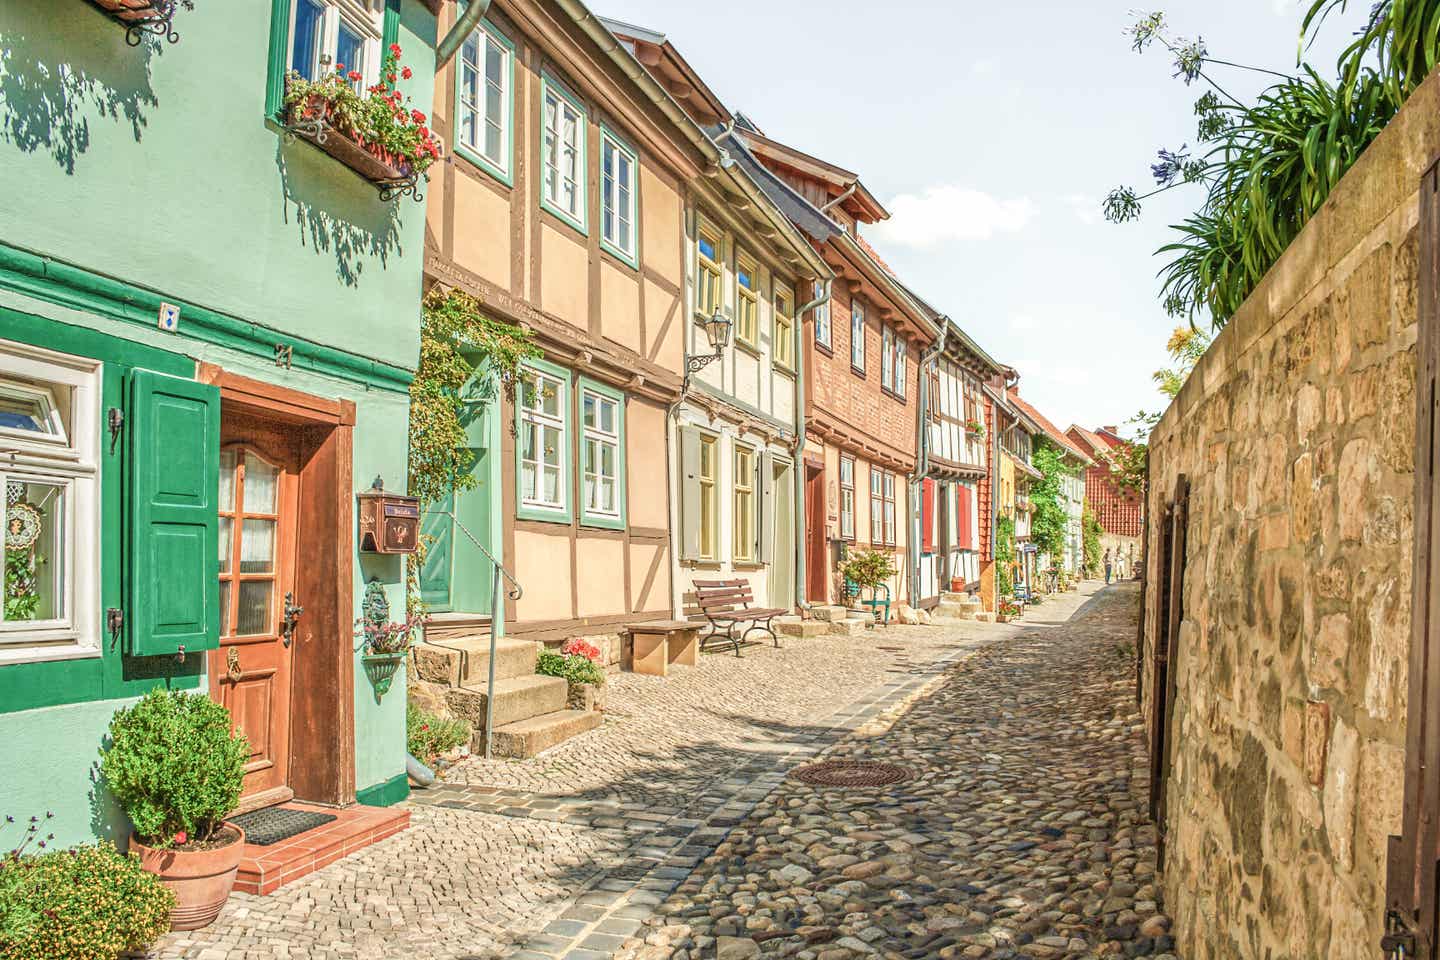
[127,370,221,658]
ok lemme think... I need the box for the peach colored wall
[539,224,588,330]
[601,260,642,354]
[628,398,670,529]
[629,541,669,613]
[575,538,626,618]
[514,529,573,622]
[450,174,512,288]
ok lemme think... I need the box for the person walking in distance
[1104,548,1113,585]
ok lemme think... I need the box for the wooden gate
[1148,473,1189,867]
[1383,158,1440,960]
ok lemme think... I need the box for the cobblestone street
[154,583,1163,960]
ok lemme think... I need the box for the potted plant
[100,689,249,931]
[357,613,421,698]
[841,548,898,624]
[965,418,986,440]
[282,43,442,186]
[539,641,608,712]
[997,598,1024,623]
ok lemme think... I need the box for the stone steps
[412,635,538,687]
[808,605,849,622]
[828,618,872,637]
[933,599,983,621]
[490,709,603,759]
[445,674,569,734]
[973,611,997,623]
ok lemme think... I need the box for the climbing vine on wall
[1030,441,1076,566]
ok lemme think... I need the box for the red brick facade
[1067,426,1143,538]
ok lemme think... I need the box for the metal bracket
[1383,909,1417,959]
[106,607,124,650]
[275,343,294,370]
[107,407,124,455]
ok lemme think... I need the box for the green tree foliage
[841,547,898,592]
[1083,507,1104,577]
[100,690,248,847]
[536,651,605,687]
[1153,327,1212,397]
[995,515,1016,597]
[1,828,173,960]
[1030,441,1076,565]
[1108,5,1436,328]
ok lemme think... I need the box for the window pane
[600,442,615,477]
[698,235,717,261]
[542,425,562,469]
[521,461,537,501]
[543,465,560,503]
[0,391,52,435]
[290,0,324,80]
[219,580,231,637]
[337,20,363,90]
[235,580,274,637]
[600,399,615,434]
[240,519,276,574]
[737,264,752,289]
[540,377,560,418]
[219,448,237,511]
[243,453,279,514]
[219,517,232,575]
[4,479,65,623]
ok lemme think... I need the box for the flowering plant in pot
[100,689,249,931]
[356,613,421,698]
[283,43,441,175]
[964,418,986,439]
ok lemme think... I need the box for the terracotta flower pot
[130,824,245,931]
[949,578,966,592]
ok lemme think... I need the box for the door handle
[281,592,304,647]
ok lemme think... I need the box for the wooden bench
[624,620,700,677]
[692,579,787,657]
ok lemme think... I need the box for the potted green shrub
[841,548,897,624]
[0,813,174,958]
[101,690,249,931]
[538,644,607,712]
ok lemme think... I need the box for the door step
[445,674,569,735]
[828,617,873,637]
[808,605,849,622]
[775,616,828,638]
[490,709,603,759]
[412,636,539,687]
[234,802,408,896]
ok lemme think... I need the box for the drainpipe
[790,278,831,614]
[910,324,948,608]
[435,0,493,68]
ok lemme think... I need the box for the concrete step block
[449,674,568,732]
[828,618,871,637]
[973,612,998,623]
[775,617,829,638]
[932,602,978,622]
[808,605,849,622]
[412,636,538,687]
[490,709,603,759]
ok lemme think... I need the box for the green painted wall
[0,0,438,845]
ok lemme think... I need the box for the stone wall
[1140,69,1440,959]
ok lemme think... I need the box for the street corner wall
[1140,68,1440,960]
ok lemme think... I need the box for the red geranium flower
[401,66,413,80]
[387,73,397,83]
[174,831,188,845]
[335,62,345,71]
[389,43,402,56]
[418,125,431,138]
[348,71,362,82]
[411,109,427,124]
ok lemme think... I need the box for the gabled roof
[598,17,731,127]
[715,127,843,245]
[735,128,890,224]
[1007,391,1092,463]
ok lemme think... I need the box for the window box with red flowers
[85,0,190,45]
[282,44,441,202]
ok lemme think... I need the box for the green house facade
[0,0,439,846]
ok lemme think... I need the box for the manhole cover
[789,760,916,788]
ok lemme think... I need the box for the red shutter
[957,484,973,550]
[921,478,936,553]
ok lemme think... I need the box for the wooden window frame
[773,284,795,371]
[454,17,515,186]
[735,251,760,351]
[733,442,757,563]
[695,221,723,321]
[851,298,867,375]
[697,432,718,561]
[539,73,588,235]
[839,455,855,542]
[868,466,896,547]
[814,297,832,353]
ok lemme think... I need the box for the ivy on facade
[1083,506,1103,578]
[995,514,1016,598]
[1030,440,1075,567]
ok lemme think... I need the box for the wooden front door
[211,416,302,811]
[805,464,828,602]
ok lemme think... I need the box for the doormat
[229,807,338,846]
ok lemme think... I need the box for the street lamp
[683,308,732,393]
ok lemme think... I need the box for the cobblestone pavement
[617,582,1173,960]
[153,586,1115,960]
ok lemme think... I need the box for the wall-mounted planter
[86,0,187,45]
[285,97,423,202]
[362,652,405,699]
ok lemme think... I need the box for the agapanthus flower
[1126,10,1166,52]
[1103,186,1142,224]
[1150,145,1190,186]
[1171,37,1207,85]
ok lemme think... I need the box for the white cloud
[1064,194,1101,226]
[971,58,996,76]
[870,185,1036,248]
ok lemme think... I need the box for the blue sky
[597,0,1364,434]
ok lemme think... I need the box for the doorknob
[281,593,304,647]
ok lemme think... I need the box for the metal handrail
[428,510,521,759]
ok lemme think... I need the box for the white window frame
[519,370,567,514]
[541,74,587,232]
[839,455,855,541]
[881,326,894,390]
[456,19,514,183]
[600,127,639,266]
[698,433,718,561]
[894,333,906,398]
[286,0,385,89]
[0,339,101,666]
[580,388,621,521]
[851,298,866,372]
[814,297,832,350]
